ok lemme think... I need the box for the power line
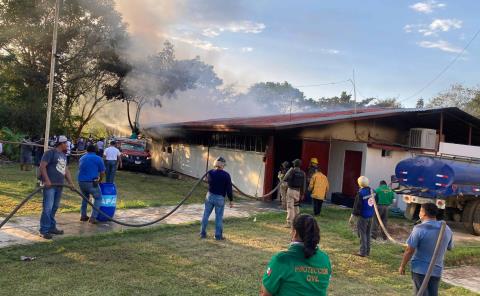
[294,79,351,88]
[398,28,480,103]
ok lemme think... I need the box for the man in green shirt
[261,215,331,296]
[372,180,395,240]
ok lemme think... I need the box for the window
[381,149,392,158]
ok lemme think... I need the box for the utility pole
[353,69,357,114]
[43,0,61,150]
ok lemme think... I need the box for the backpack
[288,170,305,189]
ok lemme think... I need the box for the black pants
[313,199,323,215]
[412,272,440,296]
[357,217,372,256]
[372,205,388,240]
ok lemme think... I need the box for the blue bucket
[96,183,117,222]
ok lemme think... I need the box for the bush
[0,127,24,161]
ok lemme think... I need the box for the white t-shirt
[0,142,3,154]
[104,146,121,161]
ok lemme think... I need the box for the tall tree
[428,84,480,116]
[0,0,127,136]
[416,98,425,109]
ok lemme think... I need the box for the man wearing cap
[309,166,329,216]
[200,157,233,240]
[351,176,376,257]
[39,135,75,239]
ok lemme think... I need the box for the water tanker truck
[394,155,480,235]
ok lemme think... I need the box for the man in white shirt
[96,139,105,157]
[0,142,3,155]
[103,140,122,183]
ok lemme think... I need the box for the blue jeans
[79,181,102,219]
[105,160,117,183]
[412,272,441,296]
[40,187,63,234]
[200,193,225,239]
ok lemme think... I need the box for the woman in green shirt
[260,214,332,296]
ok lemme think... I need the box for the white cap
[56,135,68,146]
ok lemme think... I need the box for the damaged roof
[143,107,480,132]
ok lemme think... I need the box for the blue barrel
[96,183,117,222]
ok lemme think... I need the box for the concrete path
[0,200,281,248]
[443,266,480,294]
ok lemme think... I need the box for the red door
[301,140,330,175]
[342,150,362,198]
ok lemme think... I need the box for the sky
[114,0,480,108]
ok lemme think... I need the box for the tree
[106,41,222,133]
[416,98,425,109]
[371,98,402,108]
[428,84,480,116]
[0,0,127,136]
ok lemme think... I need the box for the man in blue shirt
[78,144,106,224]
[200,157,233,240]
[351,176,376,257]
[399,203,453,296]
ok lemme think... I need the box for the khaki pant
[286,188,300,226]
[279,182,288,210]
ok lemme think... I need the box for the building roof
[143,107,480,133]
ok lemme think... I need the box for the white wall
[327,141,367,196]
[439,142,480,158]
[364,147,412,210]
[150,141,265,196]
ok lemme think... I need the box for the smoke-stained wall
[150,141,265,196]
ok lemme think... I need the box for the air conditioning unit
[409,128,437,150]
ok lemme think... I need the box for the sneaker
[49,228,64,235]
[353,253,367,258]
[80,216,89,222]
[40,233,53,240]
[215,236,226,241]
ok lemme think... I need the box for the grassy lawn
[0,209,478,296]
[0,162,208,216]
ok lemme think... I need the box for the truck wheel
[462,200,480,235]
[405,203,419,221]
[473,202,480,236]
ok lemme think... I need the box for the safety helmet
[357,176,369,188]
[310,158,318,165]
[292,159,302,168]
[214,156,226,168]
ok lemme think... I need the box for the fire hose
[371,194,407,247]
[232,167,293,200]
[0,140,86,156]
[0,168,292,230]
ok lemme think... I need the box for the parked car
[116,139,152,172]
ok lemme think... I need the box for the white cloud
[241,47,253,52]
[170,35,228,52]
[202,21,266,37]
[410,0,446,14]
[404,19,462,36]
[418,40,462,53]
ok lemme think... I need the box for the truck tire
[462,200,480,235]
[405,203,419,221]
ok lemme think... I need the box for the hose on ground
[0,140,86,156]
[371,193,407,247]
[0,172,207,230]
[0,187,43,229]
[416,221,447,296]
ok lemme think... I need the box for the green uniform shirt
[375,184,395,205]
[262,243,331,296]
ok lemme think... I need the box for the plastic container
[96,183,117,222]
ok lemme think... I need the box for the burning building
[143,107,480,205]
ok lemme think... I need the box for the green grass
[0,162,209,216]
[0,209,478,296]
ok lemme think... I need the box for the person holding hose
[260,214,332,296]
[277,161,290,210]
[350,176,376,257]
[399,203,453,296]
[39,136,75,239]
[308,166,329,216]
[78,144,106,224]
[200,157,233,240]
[372,180,395,240]
[284,159,306,228]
